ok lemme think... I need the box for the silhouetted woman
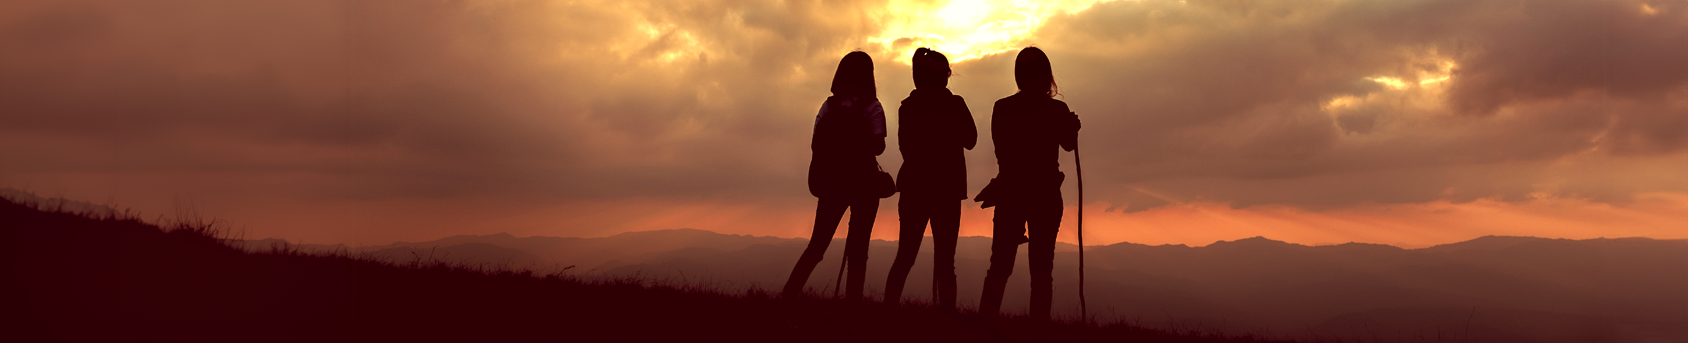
[883,48,976,309]
[977,47,1079,320]
[783,51,888,301]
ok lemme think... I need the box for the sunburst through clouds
[871,0,1114,64]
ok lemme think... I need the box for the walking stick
[1075,143,1087,321]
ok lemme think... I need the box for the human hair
[830,51,876,98]
[912,47,951,90]
[1014,47,1059,98]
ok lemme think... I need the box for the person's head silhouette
[831,51,876,98]
[912,48,951,90]
[1014,47,1058,98]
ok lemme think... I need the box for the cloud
[1027,0,1688,209]
[0,0,879,203]
[0,0,1683,243]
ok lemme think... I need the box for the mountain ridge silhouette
[7,187,1681,342]
[6,196,1288,342]
[263,228,1686,342]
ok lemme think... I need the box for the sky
[2,0,1684,248]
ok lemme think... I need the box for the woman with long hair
[977,47,1079,320]
[882,48,976,309]
[783,51,888,301]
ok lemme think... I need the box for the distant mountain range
[9,193,1292,342]
[0,188,119,218]
[6,188,1680,342]
[244,228,1687,343]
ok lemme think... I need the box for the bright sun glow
[1366,60,1457,89]
[1324,60,1459,124]
[871,0,1115,64]
[1368,77,1410,89]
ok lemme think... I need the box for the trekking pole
[1075,143,1087,321]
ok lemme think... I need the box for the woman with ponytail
[883,48,976,309]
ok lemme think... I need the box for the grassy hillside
[0,197,1283,342]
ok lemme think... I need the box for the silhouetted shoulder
[992,93,1066,115]
[817,96,887,138]
[1048,98,1070,113]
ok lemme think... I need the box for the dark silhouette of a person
[883,48,976,309]
[977,47,1079,321]
[783,51,888,301]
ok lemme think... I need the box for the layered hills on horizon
[5,189,1684,342]
[11,195,1263,342]
[244,228,1688,343]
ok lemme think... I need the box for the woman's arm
[869,100,888,156]
[956,96,978,150]
[1056,102,1079,152]
[812,101,828,152]
[991,100,1008,160]
[1060,111,1073,152]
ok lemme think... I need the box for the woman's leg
[783,197,848,297]
[841,196,879,301]
[979,204,1027,316]
[1026,195,1064,321]
[883,195,931,304]
[930,199,962,309]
